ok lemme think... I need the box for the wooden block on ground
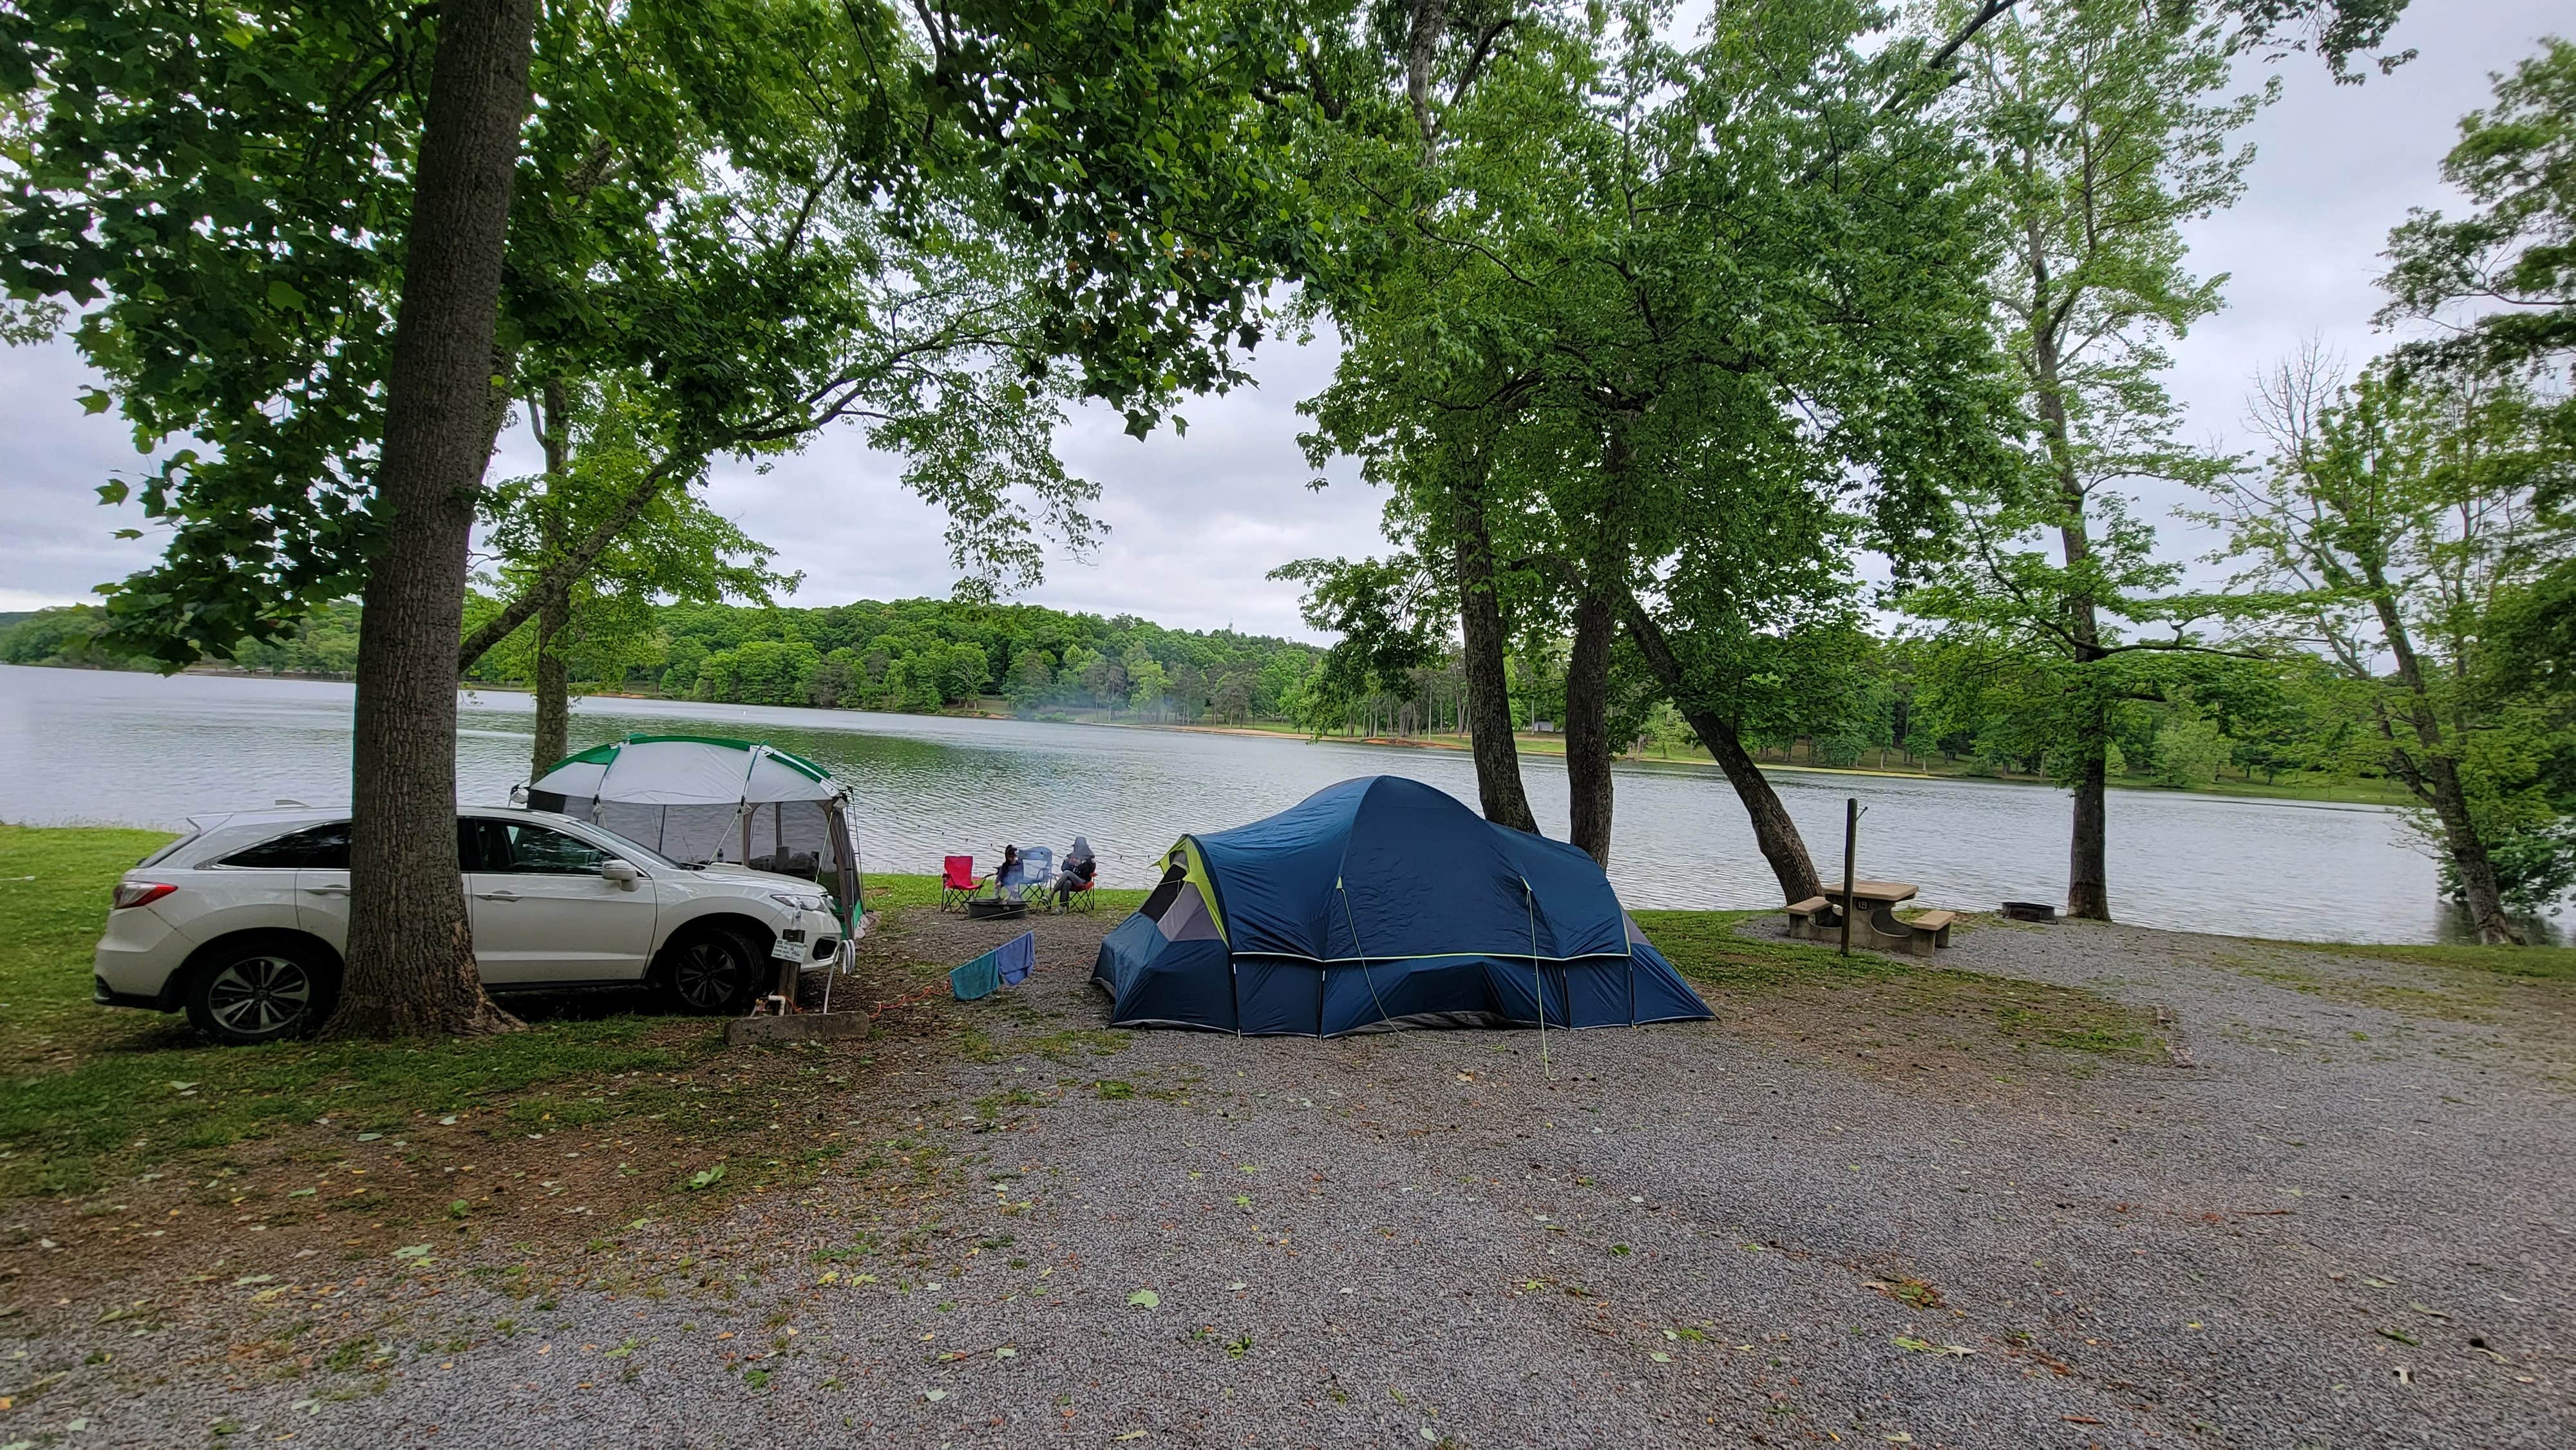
[725,1012,872,1046]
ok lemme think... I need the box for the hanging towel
[951,930,1038,1001]
[996,930,1036,985]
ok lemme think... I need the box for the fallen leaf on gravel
[1872,1278,1946,1311]
[2376,1328,2420,1346]
[1128,1290,1159,1308]
[995,1346,1016,1358]
[289,1189,316,1198]
[1113,1434,1146,1442]
[924,1389,948,1402]
[392,1245,431,1261]
[1891,1337,1974,1357]
[1649,1353,1672,1363]
[357,1133,381,1142]
[233,1275,273,1286]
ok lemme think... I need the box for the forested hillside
[0,597,1325,724]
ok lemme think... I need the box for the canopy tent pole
[583,739,628,824]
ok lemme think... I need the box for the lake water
[0,663,2494,944]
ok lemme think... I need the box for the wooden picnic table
[1823,880,1917,907]
[1785,878,1954,956]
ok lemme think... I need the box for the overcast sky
[2,2,2562,638]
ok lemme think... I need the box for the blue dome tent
[1091,776,1712,1035]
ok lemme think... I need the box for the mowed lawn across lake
[1,825,2570,1446]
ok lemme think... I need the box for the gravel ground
[7,909,2570,1448]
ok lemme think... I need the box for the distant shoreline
[5,659,2403,811]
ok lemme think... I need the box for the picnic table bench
[1784,880,1955,956]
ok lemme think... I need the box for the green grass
[1631,909,1914,983]
[2269,939,2576,981]
[863,872,1149,915]
[0,825,723,1197]
[1634,909,2164,1062]
[0,834,1154,1199]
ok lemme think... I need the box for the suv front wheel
[185,935,336,1045]
[658,924,765,1015]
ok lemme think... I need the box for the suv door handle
[474,890,521,902]
[303,885,350,897]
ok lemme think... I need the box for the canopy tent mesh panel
[528,735,861,927]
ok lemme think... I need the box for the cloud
[3,6,2558,632]
[2154,0,2565,576]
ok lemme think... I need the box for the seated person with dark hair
[1051,837,1097,906]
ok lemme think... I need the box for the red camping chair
[1062,875,1099,914]
[939,855,986,912]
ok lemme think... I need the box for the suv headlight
[768,892,831,914]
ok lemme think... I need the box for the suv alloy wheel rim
[207,955,314,1035]
[672,938,739,1010]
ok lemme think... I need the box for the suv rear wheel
[659,924,764,1015]
[185,936,336,1045]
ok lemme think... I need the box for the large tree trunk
[1450,448,1539,834]
[2363,574,2524,945]
[327,0,536,1040]
[2032,319,2115,923]
[1563,587,1616,865]
[2421,751,2519,943]
[2066,695,2112,922]
[1619,596,1824,902]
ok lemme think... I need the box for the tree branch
[457,450,696,672]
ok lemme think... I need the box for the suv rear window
[221,822,352,870]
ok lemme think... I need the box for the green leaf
[1126,1288,1159,1308]
[79,388,113,416]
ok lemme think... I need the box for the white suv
[93,807,849,1044]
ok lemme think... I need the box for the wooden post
[1839,797,1859,957]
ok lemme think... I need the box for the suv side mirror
[600,859,641,889]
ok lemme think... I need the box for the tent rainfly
[1091,775,1712,1035]
[526,735,864,930]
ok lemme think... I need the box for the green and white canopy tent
[525,735,865,932]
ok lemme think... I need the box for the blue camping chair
[1011,846,1054,907]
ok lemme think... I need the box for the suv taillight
[111,881,176,910]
